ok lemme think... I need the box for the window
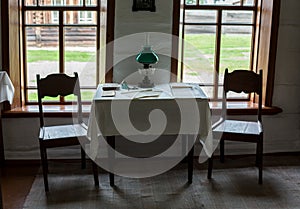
[21,0,102,104]
[52,0,65,6]
[51,11,59,24]
[79,0,95,24]
[1,0,279,109]
[180,0,257,100]
[79,11,94,24]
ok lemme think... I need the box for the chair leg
[39,144,49,192]
[92,161,99,187]
[188,145,194,184]
[81,147,86,169]
[220,139,225,163]
[107,136,115,187]
[207,155,213,179]
[255,142,259,167]
[257,136,263,184]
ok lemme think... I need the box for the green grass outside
[27,34,251,71]
[184,34,252,71]
[27,50,95,63]
[28,91,95,102]
[26,34,252,101]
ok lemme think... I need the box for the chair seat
[213,119,263,137]
[39,124,88,147]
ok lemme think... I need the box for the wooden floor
[1,153,300,209]
[1,161,39,209]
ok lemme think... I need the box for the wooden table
[87,83,213,186]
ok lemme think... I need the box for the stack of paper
[101,90,116,97]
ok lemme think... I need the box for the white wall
[2,0,300,159]
[3,117,83,159]
[113,0,173,83]
[0,1,2,68]
[263,0,300,153]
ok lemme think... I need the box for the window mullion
[180,7,186,81]
[22,0,29,105]
[96,0,101,84]
[214,9,222,100]
[59,9,64,103]
[59,9,64,74]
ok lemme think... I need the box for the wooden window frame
[1,0,280,111]
[177,0,280,106]
[181,1,257,101]
[20,0,101,105]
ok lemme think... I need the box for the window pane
[184,0,254,6]
[27,89,60,102]
[222,10,253,24]
[185,0,197,5]
[26,11,59,25]
[85,0,97,6]
[64,11,97,25]
[26,27,59,88]
[185,10,217,24]
[65,89,96,102]
[219,26,253,84]
[64,27,97,88]
[199,0,241,6]
[25,0,37,6]
[244,0,254,6]
[39,0,81,6]
[183,26,216,85]
[27,89,38,102]
[200,86,214,98]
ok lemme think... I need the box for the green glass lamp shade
[136,46,159,68]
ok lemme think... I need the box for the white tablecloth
[87,83,214,163]
[0,71,14,104]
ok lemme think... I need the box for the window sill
[2,105,92,118]
[2,101,282,118]
[209,101,282,115]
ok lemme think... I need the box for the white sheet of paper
[102,90,116,97]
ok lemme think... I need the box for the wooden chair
[207,69,264,184]
[37,72,99,192]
